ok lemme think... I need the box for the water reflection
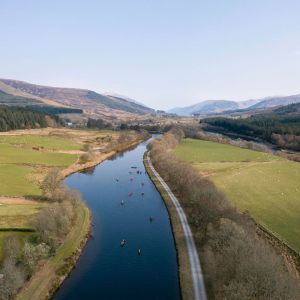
[53,137,180,300]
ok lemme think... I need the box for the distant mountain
[236,99,261,109]
[0,79,154,117]
[168,100,240,116]
[249,95,300,109]
[168,94,300,116]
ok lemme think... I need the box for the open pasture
[176,138,300,253]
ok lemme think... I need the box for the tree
[0,258,25,300]
[80,144,95,163]
[23,242,50,274]
[41,168,63,200]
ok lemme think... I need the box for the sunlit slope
[176,138,300,252]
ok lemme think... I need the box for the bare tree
[148,130,300,299]
[41,168,63,199]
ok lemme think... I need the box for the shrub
[79,144,96,164]
[23,242,51,274]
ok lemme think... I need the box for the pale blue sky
[1,0,300,109]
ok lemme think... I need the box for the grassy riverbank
[0,127,145,300]
[143,153,192,300]
[176,138,300,254]
[16,202,90,300]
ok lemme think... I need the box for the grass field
[0,203,44,228]
[0,130,86,258]
[0,135,82,151]
[0,128,121,260]
[0,134,82,197]
[176,138,300,253]
[0,198,46,258]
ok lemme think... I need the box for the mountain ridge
[0,79,154,117]
[168,94,300,116]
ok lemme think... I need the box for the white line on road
[147,153,207,300]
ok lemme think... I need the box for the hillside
[0,105,58,131]
[168,94,300,116]
[0,90,41,106]
[0,79,154,117]
[249,94,300,109]
[202,103,300,151]
[168,100,239,116]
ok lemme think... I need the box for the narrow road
[147,153,207,300]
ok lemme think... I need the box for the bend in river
[53,138,181,300]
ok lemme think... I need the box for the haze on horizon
[1,0,300,110]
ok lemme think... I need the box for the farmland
[175,138,300,253]
[0,134,81,197]
[0,128,121,258]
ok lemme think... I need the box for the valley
[0,127,146,299]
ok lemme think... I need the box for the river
[53,138,181,300]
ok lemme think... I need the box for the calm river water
[53,138,180,300]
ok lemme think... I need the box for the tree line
[26,105,83,115]
[148,128,300,299]
[0,106,58,132]
[202,103,300,151]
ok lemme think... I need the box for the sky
[1,1,300,110]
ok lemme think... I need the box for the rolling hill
[249,94,300,109]
[168,94,300,116]
[0,79,154,118]
[168,99,261,116]
[168,100,239,116]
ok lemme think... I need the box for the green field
[0,133,83,257]
[0,203,44,228]
[0,143,78,166]
[0,135,81,197]
[176,138,300,253]
[0,201,46,258]
[0,135,82,151]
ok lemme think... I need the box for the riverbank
[15,136,146,300]
[61,138,146,177]
[16,202,90,300]
[143,153,193,300]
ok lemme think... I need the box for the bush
[23,242,51,274]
